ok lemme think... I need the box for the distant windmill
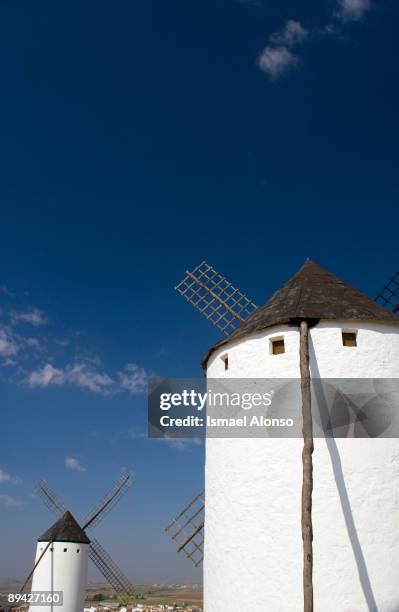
[11,470,134,612]
[166,260,399,612]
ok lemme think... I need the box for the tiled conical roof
[38,510,90,544]
[202,260,399,368]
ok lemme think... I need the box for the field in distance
[85,584,203,608]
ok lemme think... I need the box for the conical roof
[38,510,90,544]
[202,260,399,368]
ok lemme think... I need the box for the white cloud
[117,363,148,394]
[0,469,22,485]
[270,20,309,46]
[0,494,22,507]
[12,308,47,326]
[27,364,65,387]
[0,328,18,357]
[2,292,148,398]
[338,0,371,21]
[258,20,307,79]
[258,1,373,79]
[258,46,299,78]
[66,363,113,394]
[65,457,86,472]
[26,362,113,395]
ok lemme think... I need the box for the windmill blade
[82,469,133,531]
[7,540,54,611]
[89,537,134,597]
[34,479,68,517]
[175,261,257,335]
[375,271,399,313]
[165,490,205,567]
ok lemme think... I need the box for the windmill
[10,470,134,612]
[165,260,399,612]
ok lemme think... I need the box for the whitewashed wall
[204,321,399,612]
[29,541,88,612]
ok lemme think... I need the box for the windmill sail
[375,271,399,313]
[175,261,257,335]
[34,480,67,517]
[7,540,54,611]
[172,261,255,565]
[89,537,134,597]
[83,469,133,530]
[165,491,204,567]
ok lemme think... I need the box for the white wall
[30,541,88,612]
[204,321,399,612]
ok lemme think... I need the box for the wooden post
[300,320,314,612]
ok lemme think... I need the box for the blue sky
[0,0,398,584]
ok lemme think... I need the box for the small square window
[342,331,357,347]
[272,339,285,355]
[77,549,80,553]
[63,548,67,552]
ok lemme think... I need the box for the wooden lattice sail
[165,491,205,567]
[375,271,399,313]
[175,261,257,335]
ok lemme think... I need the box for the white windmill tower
[166,260,399,612]
[29,511,90,612]
[9,471,134,612]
